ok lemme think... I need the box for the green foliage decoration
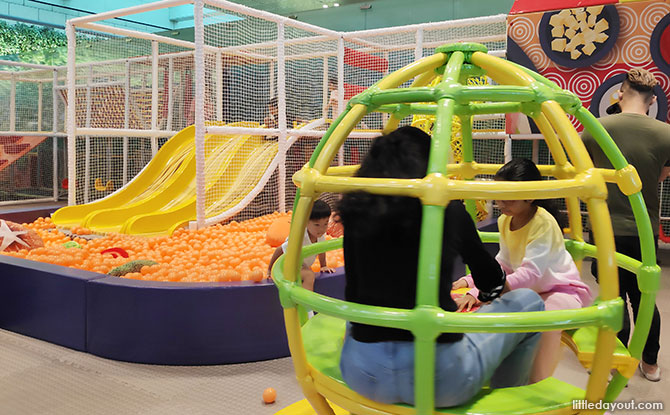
[0,21,68,66]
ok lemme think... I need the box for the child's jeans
[339,288,544,407]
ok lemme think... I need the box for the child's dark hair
[337,126,430,234]
[494,158,566,228]
[310,199,332,220]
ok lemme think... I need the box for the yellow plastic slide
[51,123,278,236]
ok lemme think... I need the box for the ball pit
[0,211,346,365]
[1,212,345,281]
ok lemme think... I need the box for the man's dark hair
[310,199,332,220]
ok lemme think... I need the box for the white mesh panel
[0,64,64,204]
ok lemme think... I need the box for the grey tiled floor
[0,329,303,415]
[1,246,669,415]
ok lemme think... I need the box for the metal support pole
[52,69,59,201]
[123,60,130,185]
[504,135,512,163]
[269,61,275,98]
[66,22,76,205]
[194,0,206,228]
[382,51,390,126]
[337,36,345,167]
[151,40,159,155]
[216,51,223,121]
[277,21,287,212]
[10,75,16,132]
[167,57,174,131]
[165,58,174,131]
[415,27,424,61]
[84,65,92,203]
[38,82,43,132]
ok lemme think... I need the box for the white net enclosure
[0,61,66,204]
[58,0,510,235]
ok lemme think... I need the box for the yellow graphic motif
[549,6,609,59]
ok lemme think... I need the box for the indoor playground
[0,0,669,414]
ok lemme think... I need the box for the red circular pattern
[567,71,600,100]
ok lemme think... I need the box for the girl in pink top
[454,158,592,383]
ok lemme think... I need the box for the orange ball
[262,387,276,404]
[248,269,264,282]
[265,216,291,247]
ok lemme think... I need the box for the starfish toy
[0,219,30,252]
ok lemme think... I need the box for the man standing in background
[582,68,670,382]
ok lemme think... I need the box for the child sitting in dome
[453,158,592,383]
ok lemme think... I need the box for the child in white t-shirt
[267,199,335,290]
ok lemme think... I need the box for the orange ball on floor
[262,387,276,404]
